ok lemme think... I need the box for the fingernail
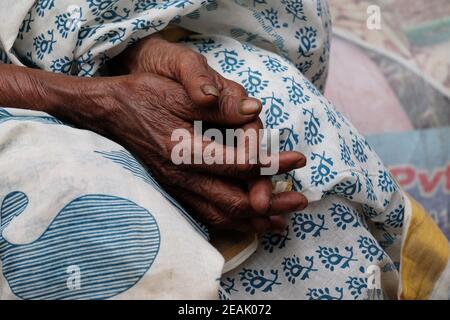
[295,157,306,168]
[239,99,261,115]
[201,84,219,97]
[297,198,308,211]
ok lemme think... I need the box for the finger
[157,163,306,219]
[268,191,308,215]
[248,177,272,215]
[181,148,307,179]
[176,51,222,107]
[164,164,307,218]
[173,126,306,178]
[208,150,306,178]
[242,117,263,146]
[159,167,256,219]
[207,78,262,124]
[149,54,259,126]
[178,191,276,233]
[173,125,260,177]
[216,77,263,121]
[177,50,254,113]
[180,64,262,125]
[131,37,222,108]
[249,180,308,216]
[249,217,272,234]
[232,118,263,165]
[173,43,264,124]
[250,215,287,234]
[180,172,308,217]
[268,216,287,232]
[167,187,255,232]
[276,151,307,174]
[166,183,283,233]
[155,154,306,219]
[192,95,262,126]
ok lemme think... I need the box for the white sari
[0,0,448,300]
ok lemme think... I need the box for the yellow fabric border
[401,196,449,299]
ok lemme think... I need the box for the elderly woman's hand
[111,34,253,114]
[89,72,308,232]
[0,43,308,232]
[104,35,309,232]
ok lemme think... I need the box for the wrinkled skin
[100,73,308,232]
[0,35,308,233]
[108,35,309,232]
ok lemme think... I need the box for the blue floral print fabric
[188,35,405,299]
[0,0,408,299]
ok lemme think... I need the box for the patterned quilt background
[325,0,450,238]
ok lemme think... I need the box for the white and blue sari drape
[0,0,409,300]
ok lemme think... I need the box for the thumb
[176,52,221,108]
[128,36,261,123]
[126,36,221,107]
[177,52,263,125]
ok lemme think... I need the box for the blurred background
[325,0,450,238]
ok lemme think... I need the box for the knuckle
[238,162,255,174]
[222,163,253,177]
[172,171,191,188]
[216,96,233,118]
[298,154,307,167]
[157,165,186,187]
[254,117,264,130]
[194,52,208,65]
[125,73,162,98]
[226,79,247,96]
[226,196,250,217]
[172,86,191,102]
[131,73,153,88]
[208,214,228,229]
[253,197,270,214]
[163,84,192,107]
[180,50,204,67]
